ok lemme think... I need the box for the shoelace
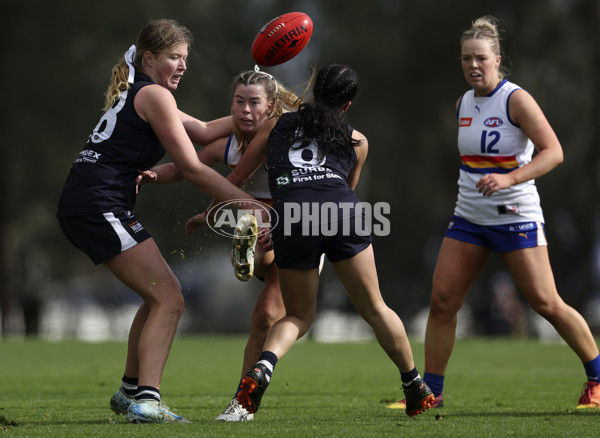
[580,383,597,403]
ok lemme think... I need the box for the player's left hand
[136,169,158,194]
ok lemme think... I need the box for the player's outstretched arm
[179,111,233,146]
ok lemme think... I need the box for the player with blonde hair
[390,14,600,411]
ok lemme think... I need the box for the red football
[251,12,313,67]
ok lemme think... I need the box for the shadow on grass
[10,419,130,426]
[435,409,600,418]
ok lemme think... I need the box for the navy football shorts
[58,210,151,265]
[445,215,547,253]
[271,225,372,269]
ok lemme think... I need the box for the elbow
[553,149,564,168]
[543,144,564,169]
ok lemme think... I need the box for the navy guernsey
[267,112,360,225]
[57,73,165,218]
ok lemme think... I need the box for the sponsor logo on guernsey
[484,117,503,127]
[74,149,101,164]
[129,221,144,233]
[497,204,520,215]
[459,117,472,127]
[276,173,291,187]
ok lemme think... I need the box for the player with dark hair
[139,67,302,421]
[226,64,434,419]
[56,19,259,423]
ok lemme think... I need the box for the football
[251,12,313,67]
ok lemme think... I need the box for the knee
[252,299,285,331]
[294,314,315,338]
[158,286,185,319]
[172,292,186,318]
[429,284,463,320]
[529,296,561,320]
[356,301,387,323]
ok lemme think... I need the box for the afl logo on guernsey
[484,117,503,128]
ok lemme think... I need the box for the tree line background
[2,0,599,338]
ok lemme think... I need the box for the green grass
[0,336,598,437]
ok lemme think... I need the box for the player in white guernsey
[140,69,301,421]
[390,15,600,411]
[455,79,544,227]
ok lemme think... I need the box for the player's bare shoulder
[352,129,368,161]
[135,84,177,122]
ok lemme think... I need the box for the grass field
[0,336,598,437]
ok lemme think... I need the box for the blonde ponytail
[104,58,130,110]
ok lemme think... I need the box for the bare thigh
[430,237,491,315]
[330,245,384,313]
[104,238,182,305]
[501,246,559,309]
[277,268,320,325]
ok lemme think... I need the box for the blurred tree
[2,0,599,336]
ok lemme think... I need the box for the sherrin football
[251,12,313,67]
